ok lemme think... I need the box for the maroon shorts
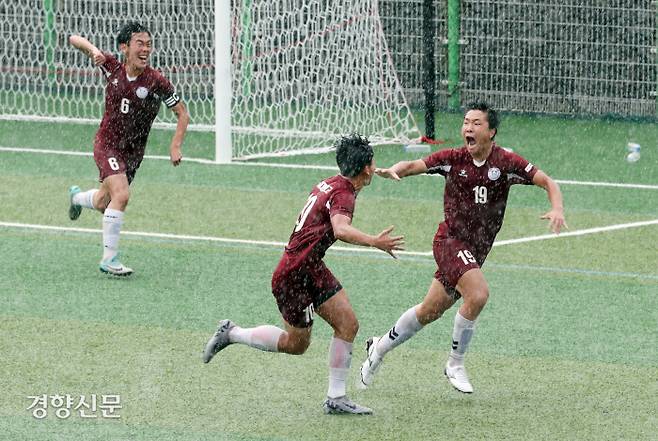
[432,237,482,299]
[271,256,342,328]
[94,143,144,184]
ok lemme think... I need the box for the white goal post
[1,0,420,162]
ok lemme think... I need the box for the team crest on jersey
[111,78,118,86]
[136,87,149,99]
[458,169,468,178]
[487,167,501,181]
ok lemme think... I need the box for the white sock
[448,311,476,367]
[72,189,98,209]
[228,325,283,352]
[327,337,352,399]
[102,209,124,261]
[376,306,424,357]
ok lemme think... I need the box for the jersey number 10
[294,195,318,232]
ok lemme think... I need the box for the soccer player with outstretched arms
[358,102,566,394]
[67,22,189,276]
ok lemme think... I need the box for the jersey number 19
[473,186,487,204]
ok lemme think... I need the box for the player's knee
[467,286,489,309]
[96,199,109,212]
[286,338,310,355]
[279,330,311,355]
[94,192,111,212]
[111,190,130,209]
[342,318,359,341]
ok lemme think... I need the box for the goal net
[459,1,656,117]
[0,0,420,161]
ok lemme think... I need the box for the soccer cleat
[322,396,372,415]
[99,255,133,276]
[202,319,235,363]
[68,185,82,220]
[357,336,383,390]
[444,364,474,393]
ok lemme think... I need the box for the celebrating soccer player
[67,22,189,276]
[203,134,404,415]
[358,102,566,394]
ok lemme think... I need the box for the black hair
[465,101,499,139]
[117,22,151,46]
[335,133,374,178]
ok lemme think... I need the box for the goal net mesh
[0,0,420,160]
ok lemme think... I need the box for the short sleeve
[329,189,356,220]
[155,72,180,108]
[423,149,454,175]
[505,151,538,185]
[99,52,121,79]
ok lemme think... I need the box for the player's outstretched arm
[375,159,428,181]
[532,170,567,234]
[331,214,405,258]
[168,101,189,166]
[69,35,105,66]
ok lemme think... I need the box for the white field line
[1,145,657,189]
[492,219,658,246]
[0,146,219,165]
[1,219,657,258]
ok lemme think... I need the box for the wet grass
[0,113,656,440]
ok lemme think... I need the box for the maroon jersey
[423,143,538,261]
[283,175,357,269]
[95,52,179,155]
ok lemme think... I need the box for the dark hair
[465,101,499,138]
[117,22,151,46]
[335,133,374,178]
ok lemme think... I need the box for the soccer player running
[358,102,566,394]
[203,134,404,415]
[67,22,189,276]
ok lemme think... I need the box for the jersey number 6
[108,157,120,171]
[120,98,130,114]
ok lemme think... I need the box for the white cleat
[357,336,383,390]
[323,396,372,415]
[444,364,474,393]
[202,319,235,363]
[99,255,133,276]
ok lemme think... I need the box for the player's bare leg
[359,279,455,389]
[98,174,133,276]
[317,290,372,415]
[444,268,489,393]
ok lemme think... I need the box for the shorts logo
[488,167,501,181]
[136,87,149,99]
[525,163,534,172]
